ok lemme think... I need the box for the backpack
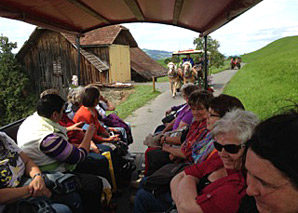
[143,163,189,195]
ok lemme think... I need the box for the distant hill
[224,36,298,119]
[142,48,172,60]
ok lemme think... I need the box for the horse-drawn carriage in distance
[167,49,210,97]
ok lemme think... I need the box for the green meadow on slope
[224,36,298,120]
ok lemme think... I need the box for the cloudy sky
[1,0,298,56]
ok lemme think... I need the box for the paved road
[126,68,239,153]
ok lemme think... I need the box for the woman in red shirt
[74,86,119,144]
[170,109,259,213]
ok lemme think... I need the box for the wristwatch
[32,173,44,180]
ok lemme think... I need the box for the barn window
[53,57,62,75]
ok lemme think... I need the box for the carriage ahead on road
[167,49,211,97]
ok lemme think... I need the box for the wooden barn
[17,25,167,95]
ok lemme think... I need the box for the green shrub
[0,35,37,126]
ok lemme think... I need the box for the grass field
[210,60,230,74]
[113,85,161,119]
[224,36,298,120]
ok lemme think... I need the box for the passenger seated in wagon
[134,95,246,212]
[16,94,105,212]
[144,90,213,176]
[170,109,258,213]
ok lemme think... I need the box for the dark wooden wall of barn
[85,46,110,65]
[19,30,106,98]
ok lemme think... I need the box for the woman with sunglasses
[171,109,258,213]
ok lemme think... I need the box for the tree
[0,35,36,126]
[193,35,225,68]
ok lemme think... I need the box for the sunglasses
[213,141,245,154]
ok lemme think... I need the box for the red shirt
[59,113,84,144]
[184,153,246,213]
[73,106,107,143]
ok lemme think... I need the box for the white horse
[167,62,182,98]
[182,61,197,84]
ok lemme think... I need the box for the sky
[1,0,298,56]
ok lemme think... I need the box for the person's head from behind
[212,109,258,170]
[68,86,84,106]
[188,90,214,122]
[181,83,200,103]
[37,94,65,122]
[81,86,100,107]
[207,94,245,130]
[245,109,298,213]
[40,88,59,98]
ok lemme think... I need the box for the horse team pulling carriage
[167,49,208,98]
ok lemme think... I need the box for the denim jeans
[51,203,72,213]
[134,189,172,213]
[134,177,172,213]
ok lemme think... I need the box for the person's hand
[162,143,171,152]
[85,124,96,137]
[169,154,176,161]
[90,141,101,153]
[100,95,108,103]
[160,136,166,145]
[28,176,51,198]
[108,127,119,133]
[165,109,172,116]
[109,135,120,142]
[67,122,84,132]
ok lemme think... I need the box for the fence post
[152,77,155,92]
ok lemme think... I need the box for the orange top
[73,105,107,143]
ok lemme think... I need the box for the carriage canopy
[0,0,262,36]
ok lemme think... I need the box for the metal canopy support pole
[204,35,208,90]
[76,35,81,85]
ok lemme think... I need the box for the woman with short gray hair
[211,109,259,148]
[171,109,259,213]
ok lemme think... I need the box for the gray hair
[211,108,259,143]
[67,86,84,105]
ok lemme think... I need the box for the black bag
[43,172,82,194]
[4,196,55,213]
[143,162,189,195]
[161,111,177,124]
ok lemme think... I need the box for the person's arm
[100,96,115,111]
[66,121,84,132]
[0,152,52,204]
[170,171,186,202]
[176,121,188,130]
[0,186,31,204]
[174,175,203,213]
[40,124,95,164]
[20,152,52,198]
[160,135,181,145]
[162,144,186,159]
[162,118,176,133]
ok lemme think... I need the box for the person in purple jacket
[154,84,199,134]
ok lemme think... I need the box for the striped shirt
[40,133,88,164]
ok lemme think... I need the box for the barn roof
[17,28,109,72]
[130,47,167,79]
[63,25,138,47]
[0,0,262,36]
[63,25,164,79]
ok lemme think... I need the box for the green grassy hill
[224,36,298,120]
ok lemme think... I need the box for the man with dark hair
[17,94,103,212]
